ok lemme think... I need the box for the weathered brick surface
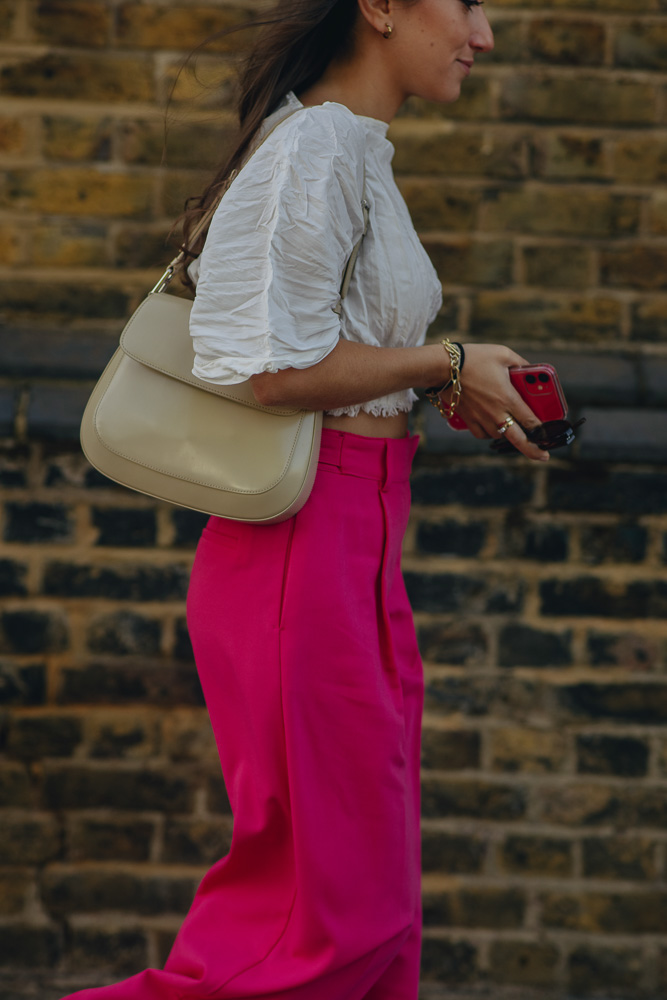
[2,2,667,997]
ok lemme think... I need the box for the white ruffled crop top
[188,91,443,418]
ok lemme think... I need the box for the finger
[505,393,545,433]
[505,350,532,368]
[504,422,550,462]
[467,422,492,440]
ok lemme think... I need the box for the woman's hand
[441,343,550,463]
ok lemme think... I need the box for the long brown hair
[177,0,360,288]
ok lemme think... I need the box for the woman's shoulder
[264,96,370,162]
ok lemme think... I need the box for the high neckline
[286,91,390,139]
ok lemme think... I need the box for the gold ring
[497,416,515,435]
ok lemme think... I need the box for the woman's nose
[471,14,494,53]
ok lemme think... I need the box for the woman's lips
[457,60,473,75]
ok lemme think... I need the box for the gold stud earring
[382,22,393,38]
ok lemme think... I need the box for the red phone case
[446,363,568,431]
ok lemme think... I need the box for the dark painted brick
[92,507,157,547]
[88,716,158,759]
[587,630,660,671]
[68,818,154,862]
[411,464,534,507]
[87,611,161,655]
[642,355,667,406]
[173,618,194,662]
[582,837,657,881]
[1,609,69,654]
[417,621,488,666]
[7,715,82,761]
[0,559,29,596]
[163,818,233,865]
[489,940,560,987]
[0,446,27,487]
[578,408,667,464]
[548,468,667,515]
[0,925,61,968]
[405,572,524,614]
[0,328,117,379]
[416,519,487,557]
[42,868,197,917]
[27,385,93,441]
[59,661,204,706]
[581,522,647,565]
[540,577,667,619]
[0,763,34,807]
[421,937,478,986]
[42,766,193,813]
[421,728,481,770]
[500,515,569,562]
[543,891,667,934]
[420,938,477,984]
[422,777,526,820]
[423,888,525,929]
[421,830,486,875]
[0,387,16,436]
[4,502,74,543]
[538,784,667,829]
[43,561,189,601]
[172,508,208,547]
[558,683,667,724]
[66,927,147,975]
[569,946,643,995]
[425,675,542,719]
[0,816,61,865]
[0,662,46,705]
[499,835,572,877]
[577,734,649,777]
[498,624,572,667]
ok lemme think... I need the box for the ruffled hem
[325,390,418,418]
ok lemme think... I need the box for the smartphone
[446,363,568,430]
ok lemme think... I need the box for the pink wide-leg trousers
[64,429,424,1000]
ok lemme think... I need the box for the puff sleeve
[188,105,368,385]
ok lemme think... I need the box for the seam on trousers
[278,515,297,629]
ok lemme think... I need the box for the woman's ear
[356,0,392,35]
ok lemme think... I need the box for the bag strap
[152,105,370,311]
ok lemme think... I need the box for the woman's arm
[251,339,551,463]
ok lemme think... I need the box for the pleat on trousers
[62,428,424,1000]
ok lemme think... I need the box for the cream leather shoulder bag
[80,110,369,524]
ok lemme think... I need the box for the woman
[64,0,548,998]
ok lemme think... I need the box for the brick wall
[1,1,667,998]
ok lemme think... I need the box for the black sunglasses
[490,418,586,454]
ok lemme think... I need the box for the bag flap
[120,292,302,416]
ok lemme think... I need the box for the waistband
[318,429,419,488]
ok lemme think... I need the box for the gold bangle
[427,338,462,419]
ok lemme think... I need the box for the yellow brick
[42,116,113,162]
[649,192,667,236]
[4,168,155,219]
[0,116,26,154]
[162,57,236,108]
[117,3,254,52]
[31,221,109,267]
[0,222,28,265]
[0,53,153,103]
[492,727,568,774]
[30,0,111,47]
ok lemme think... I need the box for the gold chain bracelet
[427,338,462,419]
